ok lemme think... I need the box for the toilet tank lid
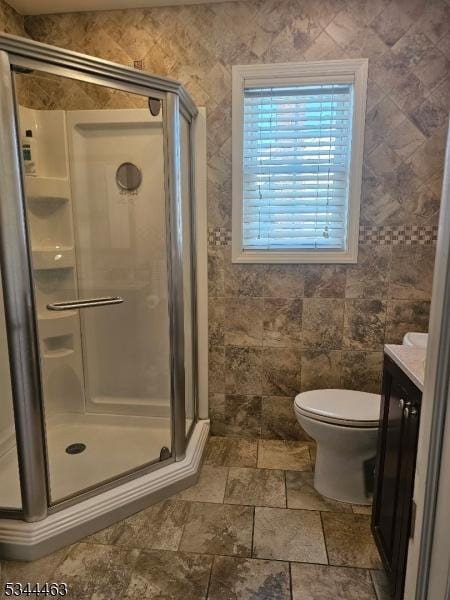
[294,389,381,423]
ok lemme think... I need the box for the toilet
[294,389,381,505]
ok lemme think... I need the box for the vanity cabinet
[372,355,422,600]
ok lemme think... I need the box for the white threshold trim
[0,419,209,561]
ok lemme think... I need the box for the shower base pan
[0,419,209,561]
[0,411,174,507]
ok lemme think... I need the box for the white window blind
[242,83,354,251]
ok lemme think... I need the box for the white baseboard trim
[0,419,209,561]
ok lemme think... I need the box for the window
[232,59,368,263]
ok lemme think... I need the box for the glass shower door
[0,273,21,510]
[14,69,173,503]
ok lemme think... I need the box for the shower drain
[65,443,87,455]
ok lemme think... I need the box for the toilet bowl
[294,389,381,505]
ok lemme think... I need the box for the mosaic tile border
[359,225,438,246]
[208,226,438,248]
[208,227,232,247]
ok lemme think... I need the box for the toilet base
[314,442,374,505]
[295,412,379,505]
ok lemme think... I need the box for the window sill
[231,247,359,264]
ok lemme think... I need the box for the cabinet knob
[399,398,405,410]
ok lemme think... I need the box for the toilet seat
[294,389,381,428]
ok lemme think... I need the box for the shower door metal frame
[0,33,199,522]
[185,112,200,441]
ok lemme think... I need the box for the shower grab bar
[47,296,124,311]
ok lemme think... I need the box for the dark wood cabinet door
[392,392,420,599]
[374,371,405,568]
[372,356,421,600]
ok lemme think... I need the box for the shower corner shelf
[42,348,75,360]
[32,247,75,270]
[38,310,77,321]
[24,177,70,202]
[38,310,78,340]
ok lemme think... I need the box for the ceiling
[7,0,240,15]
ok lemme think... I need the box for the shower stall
[0,34,208,560]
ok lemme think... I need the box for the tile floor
[0,437,391,599]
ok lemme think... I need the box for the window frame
[231,59,368,264]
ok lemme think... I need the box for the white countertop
[384,345,426,391]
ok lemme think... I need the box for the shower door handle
[47,296,124,311]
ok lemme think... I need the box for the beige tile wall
[0,0,25,35]
[3,0,450,439]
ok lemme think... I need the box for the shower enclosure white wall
[67,109,172,417]
[0,34,208,560]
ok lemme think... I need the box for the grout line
[217,500,330,510]
[284,469,288,509]
[45,542,77,579]
[221,466,230,503]
[319,511,330,566]
[250,505,256,558]
[369,569,380,600]
[341,293,347,356]
[383,245,393,344]
[176,505,191,552]
[288,561,294,600]
[204,555,215,599]
[80,538,379,571]
[180,546,377,570]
